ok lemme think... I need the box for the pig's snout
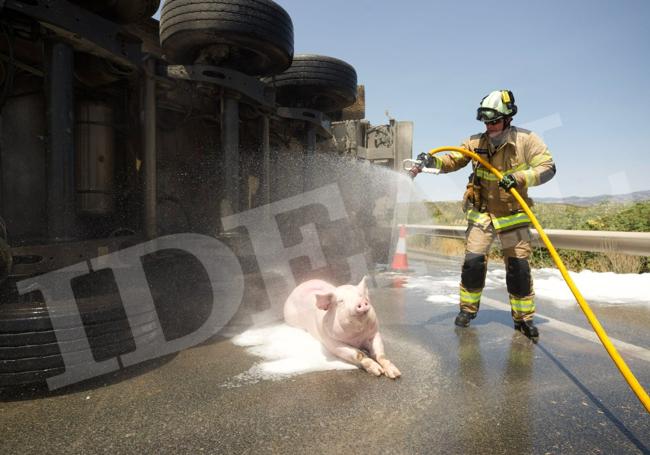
[356,299,370,315]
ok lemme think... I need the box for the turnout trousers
[459,223,535,322]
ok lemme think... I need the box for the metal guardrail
[405,224,650,257]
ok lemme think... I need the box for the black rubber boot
[514,320,539,340]
[454,310,476,328]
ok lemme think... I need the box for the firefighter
[418,90,556,339]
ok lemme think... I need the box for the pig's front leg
[321,338,384,377]
[368,333,401,379]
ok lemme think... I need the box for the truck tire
[159,0,293,76]
[0,298,155,335]
[0,329,158,371]
[0,328,159,387]
[0,249,214,387]
[262,55,357,112]
[0,294,158,387]
[70,0,161,24]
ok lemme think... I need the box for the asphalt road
[2,255,649,454]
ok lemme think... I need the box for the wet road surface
[2,255,649,454]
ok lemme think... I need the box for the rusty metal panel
[0,93,47,243]
[338,84,365,121]
[4,0,142,69]
[394,121,413,170]
[365,122,395,163]
[329,118,413,171]
[330,119,367,157]
[75,100,115,216]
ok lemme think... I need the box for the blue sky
[156,1,650,201]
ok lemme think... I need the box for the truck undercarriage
[0,0,412,388]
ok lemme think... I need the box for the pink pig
[283,277,401,379]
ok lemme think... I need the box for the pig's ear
[357,276,369,295]
[315,293,335,311]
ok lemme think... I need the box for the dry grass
[407,235,465,257]
[407,234,509,259]
[604,253,642,274]
[591,239,643,273]
[434,238,466,256]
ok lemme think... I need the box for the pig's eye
[336,299,344,304]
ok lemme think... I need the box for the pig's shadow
[295,332,373,366]
[316,339,371,365]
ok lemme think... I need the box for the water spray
[402,158,440,179]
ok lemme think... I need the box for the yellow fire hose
[421,146,650,413]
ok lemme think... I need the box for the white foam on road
[406,267,650,308]
[532,268,650,306]
[404,270,503,308]
[405,275,459,307]
[223,324,356,387]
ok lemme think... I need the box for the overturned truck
[0,0,412,388]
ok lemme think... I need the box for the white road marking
[481,296,650,363]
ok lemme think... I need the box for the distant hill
[534,190,650,206]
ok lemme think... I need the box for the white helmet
[476,90,517,122]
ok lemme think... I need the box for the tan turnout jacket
[436,126,556,230]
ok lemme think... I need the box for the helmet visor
[476,107,503,122]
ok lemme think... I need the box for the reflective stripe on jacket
[466,209,532,231]
[437,126,556,231]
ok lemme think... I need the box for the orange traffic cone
[390,225,410,272]
[392,276,408,288]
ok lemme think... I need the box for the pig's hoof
[361,358,384,376]
[380,361,402,379]
[368,366,383,377]
[385,366,401,379]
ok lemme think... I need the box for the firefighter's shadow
[424,308,550,329]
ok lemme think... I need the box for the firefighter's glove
[462,183,475,213]
[417,152,441,169]
[498,174,518,190]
